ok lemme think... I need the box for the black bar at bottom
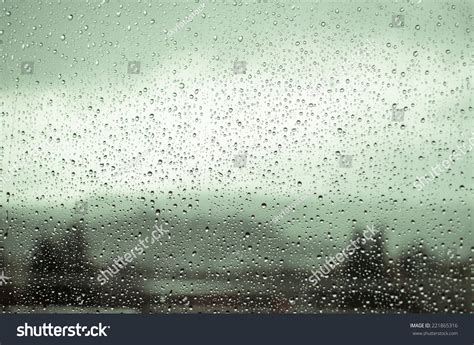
[0,314,472,345]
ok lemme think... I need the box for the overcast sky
[1,0,472,259]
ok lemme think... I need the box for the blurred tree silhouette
[27,222,94,306]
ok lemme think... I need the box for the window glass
[0,0,472,313]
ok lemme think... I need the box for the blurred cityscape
[0,209,471,314]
